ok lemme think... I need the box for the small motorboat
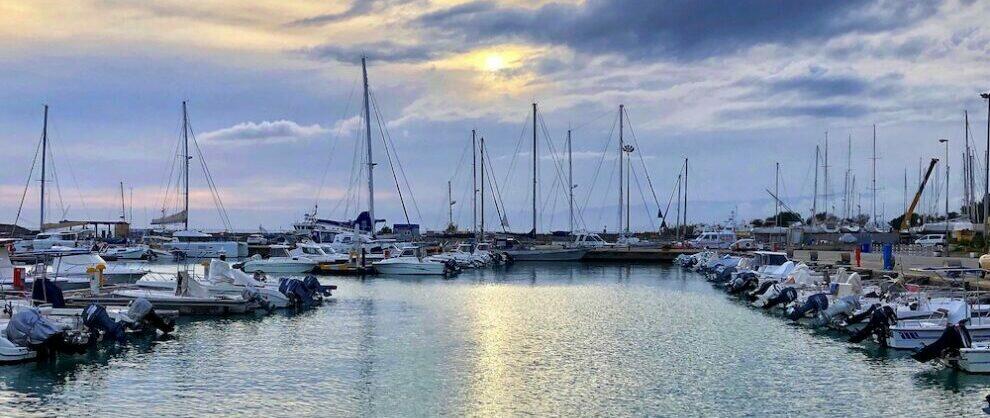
[289,242,349,265]
[373,247,450,275]
[39,253,149,285]
[137,260,293,309]
[241,245,317,274]
[100,244,155,261]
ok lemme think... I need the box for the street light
[940,138,949,256]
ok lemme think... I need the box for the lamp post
[940,138,949,256]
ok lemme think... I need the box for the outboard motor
[912,321,973,363]
[5,309,86,356]
[746,280,778,302]
[727,275,758,295]
[810,296,860,328]
[763,287,797,310]
[787,293,829,321]
[303,276,334,297]
[849,305,897,347]
[82,303,126,344]
[279,278,318,308]
[31,276,65,308]
[125,298,175,334]
[713,266,736,284]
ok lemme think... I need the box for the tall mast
[683,158,688,235]
[675,174,681,239]
[872,125,877,228]
[40,105,48,232]
[625,141,631,234]
[568,129,574,233]
[845,134,851,220]
[472,129,477,240]
[824,130,829,217]
[812,146,819,226]
[120,181,126,221]
[618,104,624,234]
[182,101,190,231]
[532,102,538,236]
[480,137,486,241]
[362,57,376,238]
[447,180,453,230]
[775,162,780,226]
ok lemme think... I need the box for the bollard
[882,244,894,270]
[12,266,24,290]
[854,247,861,267]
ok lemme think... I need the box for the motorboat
[13,230,95,253]
[290,242,349,265]
[688,229,737,249]
[246,234,268,245]
[136,260,294,309]
[886,300,990,349]
[241,245,317,274]
[373,247,450,275]
[160,230,248,259]
[78,270,263,315]
[100,244,156,260]
[38,253,149,285]
[561,231,612,249]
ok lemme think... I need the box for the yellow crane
[899,158,939,232]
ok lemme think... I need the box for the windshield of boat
[401,248,417,257]
[271,247,290,257]
[301,246,323,255]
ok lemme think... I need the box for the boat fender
[82,303,126,344]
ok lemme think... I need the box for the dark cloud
[288,0,416,26]
[301,41,441,64]
[418,0,942,60]
[722,103,870,121]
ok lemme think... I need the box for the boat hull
[956,348,990,373]
[888,325,990,349]
[241,262,316,274]
[373,263,446,275]
[504,248,588,261]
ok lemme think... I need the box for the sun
[483,54,506,72]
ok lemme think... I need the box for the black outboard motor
[912,321,973,363]
[279,278,318,308]
[302,276,334,297]
[746,280,778,302]
[787,293,829,321]
[31,276,65,308]
[849,305,897,347]
[126,298,175,334]
[763,287,798,310]
[82,303,126,344]
[727,275,758,295]
[713,266,736,283]
[5,309,86,356]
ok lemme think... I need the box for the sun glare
[484,54,506,72]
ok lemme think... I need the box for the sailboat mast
[812,146,819,226]
[362,57,376,238]
[472,129,477,240]
[775,162,780,227]
[824,131,829,217]
[120,181,126,221]
[568,129,573,233]
[618,104,624,234]
[182,101,190,231]
[683,158,688,236]
[481,137,486,241]
[447,180,453,230]
[872,125,877,228]
[40,105,48,232]
[532,102,538,236]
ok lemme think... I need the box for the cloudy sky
[1,0,989,233]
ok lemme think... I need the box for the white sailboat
[152,102,246,259]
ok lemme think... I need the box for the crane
[899,158,939,232]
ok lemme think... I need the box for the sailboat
[153,102,247,258]
[503,103,588,262]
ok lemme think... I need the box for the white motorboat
[887,300,990,349]
[161,230,248,259]
[136,260,292,308]
[241,245,317,274]
[100,244,154,260]
[561,231,612,249]
[38,253,149,285]
[290,242,349,265]
[246,234,268,246]
[373,247,449,275]
[13,230,95,253]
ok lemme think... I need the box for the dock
[584,247,698,263]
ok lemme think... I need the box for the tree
[764,211,802,227]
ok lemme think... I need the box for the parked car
[914,234,946,247]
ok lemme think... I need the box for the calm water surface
[2,263,989,417]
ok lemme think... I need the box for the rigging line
[538,114,573,208]
[595,149,620,230]
[333,126,364,217]
[374,107,410,224]
[580,111,618,216]
[622,109,661,208]
[631,160,656,230]
[316,80,358,210]
[187,119,233,230]
[661,175,681,230]
[159,114,183,216]
[11,130,44,232]
[501,111,531,202]
[45,140,67,219]
[370,89,423,223]
[571,107,616,133]
[482,143,510,231]
[49,121,90,219]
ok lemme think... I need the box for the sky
[1,0,989,233]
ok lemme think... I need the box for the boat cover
[31,277,65,308]
[208,259,264,288]
[5,308,62,348]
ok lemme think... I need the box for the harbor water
[2,263,988,416]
